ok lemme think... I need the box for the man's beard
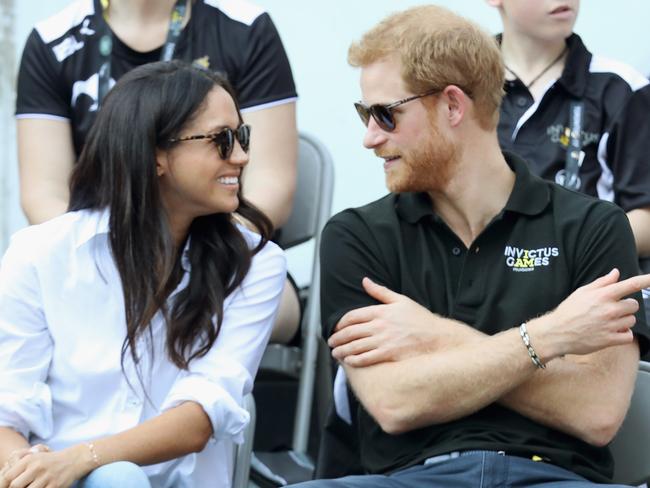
[387,125,458,193]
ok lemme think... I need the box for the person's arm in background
[17,119,75,224]
[15,28,78,224]
[602,80,650,257]
[235,11,298,230]
[242,102,297,229]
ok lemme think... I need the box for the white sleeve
[160,240,286,442]
[0,230,54,439]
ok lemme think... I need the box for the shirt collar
[556,33,591,98]
[395,151,550,223]
[74,208,110,249]
[502,151,551,216]
[73,207,192,272]
[496,33,591,98]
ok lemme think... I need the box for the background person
[490,0,650,256]
[0,60,286,488]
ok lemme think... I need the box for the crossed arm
[332,272,644,445]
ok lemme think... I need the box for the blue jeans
[75,461,151,488]
[289,451,631,488]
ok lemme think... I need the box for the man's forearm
[345,326,540,434]
[499,341,639,446]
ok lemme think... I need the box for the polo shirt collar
[502,151,550,216]
[495,33,591,98]
[556,33,591,99]
[395,151,550,223]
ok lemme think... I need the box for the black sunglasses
[169,124,251,160]
[354,89,440,132]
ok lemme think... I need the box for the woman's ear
[156,149,168,177]
[486,0,503,8]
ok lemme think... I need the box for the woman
[16,0,300,345]
[0,60,286,488]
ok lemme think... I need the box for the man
[290,5,650,488]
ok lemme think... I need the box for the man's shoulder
[549,182,626,226]
[327,193,401,229]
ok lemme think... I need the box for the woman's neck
[104,0,191,53]
[106,0,180,21]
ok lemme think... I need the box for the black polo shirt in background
[498,34,650,212]
[320,152,650,483]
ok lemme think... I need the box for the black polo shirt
[498,34,650,212]
[320,152,650,483]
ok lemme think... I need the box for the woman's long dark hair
[69,60,272,370]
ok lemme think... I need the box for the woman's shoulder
[6,209,107,264]
[236,224,286,266]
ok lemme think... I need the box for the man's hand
[329,277,481,366]
[532,268,650,360]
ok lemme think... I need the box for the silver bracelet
[519,322,546,370]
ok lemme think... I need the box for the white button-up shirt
[0,209,286,488]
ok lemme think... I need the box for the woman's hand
[0,444,91,488]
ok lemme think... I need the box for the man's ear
[441,85,469,127]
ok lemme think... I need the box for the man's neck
[427,136,515,248]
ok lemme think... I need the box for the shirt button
[516,96,528,108]
[452,247,461,256]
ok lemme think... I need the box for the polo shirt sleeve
[572,202,650,354]
[319,211,395,339]
[0,228,54,440]
[605,85,650,212]
[234,13,297,110]
[160,240,286,443]
[16,29,71,119]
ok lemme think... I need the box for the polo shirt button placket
[452,247,462,256]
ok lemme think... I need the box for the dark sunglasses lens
[213,129,234,159]
[237,125,251,153]
[354,103,371,127]
[371,105,395,131]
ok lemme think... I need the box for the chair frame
[256,132,335,459]
[609,360,650,485]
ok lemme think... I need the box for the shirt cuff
[0,382,53,439]
[160,373,249,444]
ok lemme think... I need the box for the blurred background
[2,0,650,283]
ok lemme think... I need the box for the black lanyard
[97,0,187,107]
[562,101,584,191]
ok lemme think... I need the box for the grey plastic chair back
[259,132,334,456]
[276,132,334,250]
[610,360,650,485]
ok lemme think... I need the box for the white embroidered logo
[504,246,559,272]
